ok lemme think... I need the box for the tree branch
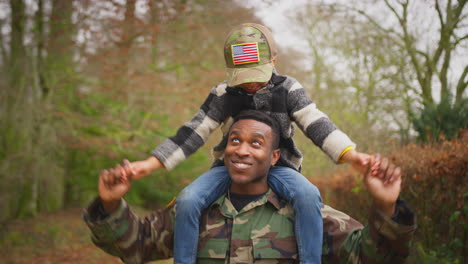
[439,45,452,100]
[432,0,447,69]
[35,0,49,99]
[395,0,431,103]
[455,64,468,104]
[454,33,468,46]
[437,0,467,101]
[452,0,467,27]
[435,0,445,26]
[0,19,7,65]
[459,12,468,22]
[434,0,466,66]
[345,4,405,44]
[383,0,404,21]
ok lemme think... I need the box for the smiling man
[84,110,416,263]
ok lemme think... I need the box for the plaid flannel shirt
[152,73,355,171]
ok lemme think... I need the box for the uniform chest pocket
[252,237,298,262]
[197,238,229,260]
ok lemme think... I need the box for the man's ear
[271,149,280,166]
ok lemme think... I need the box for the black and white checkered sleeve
[151,83,227,170]
[286,79,356,163]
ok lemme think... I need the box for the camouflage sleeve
[82,198,175,264]
[322,200,416,264]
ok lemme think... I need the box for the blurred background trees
[0,0,261,220]
[0,0,466,263]
[296,0,467,143]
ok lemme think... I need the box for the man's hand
[340,149,371,175]
[126,156,164,180]
[364,154,402,217]
[98,164,132,213]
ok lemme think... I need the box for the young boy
[127,23,369,263]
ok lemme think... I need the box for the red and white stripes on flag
[231,42,260,65]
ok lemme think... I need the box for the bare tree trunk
[148,0,160,65]
[119,0,136,74]
[0,19,7,65]
[456,65,468,103]
[47,0,74,208]
[8,0,40,219]
[47,0,74,88]
[35,0,48,98]
[9,0,26,88]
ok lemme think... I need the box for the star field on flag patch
[231,42,260,65]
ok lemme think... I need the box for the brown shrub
[392,130,467,254]
[312,130,468,258]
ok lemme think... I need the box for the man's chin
[231,177,249,184]
[229,173,252,185]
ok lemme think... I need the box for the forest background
[0,0,466,263]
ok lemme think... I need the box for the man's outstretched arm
[83,166,176,263]
[322,155,416,264]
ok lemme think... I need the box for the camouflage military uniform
[83,189,415,264]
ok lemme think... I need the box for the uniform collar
[210,188,285,217]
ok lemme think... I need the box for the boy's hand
[368,153,397,184]
[124,156,164,180]
[340,149,371,175]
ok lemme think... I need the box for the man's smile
[230,159,253,170]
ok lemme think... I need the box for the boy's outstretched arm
[340,150,396,184]
[126,156,165,180]
[124,83,227,180]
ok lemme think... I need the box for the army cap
[224,23,278,87]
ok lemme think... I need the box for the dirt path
[0,208,170,264]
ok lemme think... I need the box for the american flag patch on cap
[231,42,260,65]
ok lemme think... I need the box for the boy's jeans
[174,166,323,264]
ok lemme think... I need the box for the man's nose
[234,143,250,156]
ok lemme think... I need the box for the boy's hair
[232,110,280,149]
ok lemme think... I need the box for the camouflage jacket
[83,189,416,264]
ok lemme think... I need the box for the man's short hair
[232,110,280,149]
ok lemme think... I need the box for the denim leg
[268,166,323,264]
[174,166,231,264]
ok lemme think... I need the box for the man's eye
[231,138,240,143]
[252,141,261,146]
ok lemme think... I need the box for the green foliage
[410,242,464,264]
[0,231,33,248]
[55,80,212,207]
[63,134,210,208]
[0,93,66,220]
[410,98,468,142]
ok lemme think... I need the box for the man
[84,110,416,263]
[129,23,370,264]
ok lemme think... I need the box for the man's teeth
[234,162,251,168]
